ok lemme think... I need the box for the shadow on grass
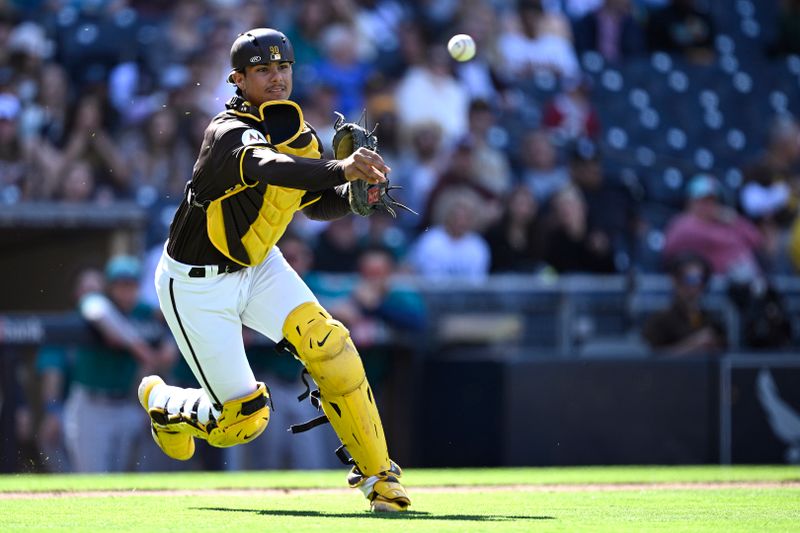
[195,507,555,522]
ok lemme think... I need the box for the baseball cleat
[369,477,411,512]
[138,375,196,461]
[348,462,411,512]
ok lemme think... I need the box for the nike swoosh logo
[317,331,332,347]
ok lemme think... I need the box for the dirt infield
[2,481,799,500]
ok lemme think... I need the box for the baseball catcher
[137,28,410,512]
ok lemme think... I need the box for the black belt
[188,263,245,277]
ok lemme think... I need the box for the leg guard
[138,375,270,459]
[282,302,410,511]
[283,302,390,475]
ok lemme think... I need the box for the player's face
[240,62,293,105]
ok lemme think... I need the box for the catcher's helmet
[227,28,295,83]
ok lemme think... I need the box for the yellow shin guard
[282,302,392,476]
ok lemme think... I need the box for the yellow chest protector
[206,100,321,267]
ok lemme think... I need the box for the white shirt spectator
[395,65,469,145]
[409,226,490,282]
[498,32,580,80]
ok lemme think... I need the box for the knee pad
[282,302,365,396]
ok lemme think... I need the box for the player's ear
[231,69,246,90]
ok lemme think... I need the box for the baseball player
[137,28,410,512]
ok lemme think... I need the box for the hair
[666,252,711,283]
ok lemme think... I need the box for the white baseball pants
[154,243,317,412]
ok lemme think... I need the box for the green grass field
[1,466,798,532]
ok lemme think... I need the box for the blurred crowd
[0,0,798,281]
[3,0,800,472]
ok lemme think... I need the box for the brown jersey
[167,97,349,266]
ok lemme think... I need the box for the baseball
[448,34,476,62]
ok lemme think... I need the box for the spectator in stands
[642,253,727,356]
[769,0,800,56]
[519,129,570,204]
[463,99,513,197]
[284,0,334,68]
[543,184,616,273]
[362,211,409,260]
[395,121,447,224]
[646,0,715,63]
[300,83,339,151]
[120,107,196,204]
[450,2,506,103]
[383,20,426,79]
[57,159,97,204]
[741,115,800,229]
[395,42,469,144]
[497,0,580,80]
[740,116,800,273]
[352,0,409,66]
[146,0,210,69]
[19,64,71,199]
[0,92,27,203]
[573,0,646,63]
[485,184,546,273]
[363,77,403,167]
[63,255,176,472]
[663,174,764,279]
[408,188,491,282]
[333,246,427,349]
[569,138,639,269]
[61,94,130,199]
[313,24,373,119]
[35,268,105,473]
[312,216,364,273]
[542,75,602,143]
[420,137,500,232]
[20,63,70,148]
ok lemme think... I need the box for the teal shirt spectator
[73,296,158,396]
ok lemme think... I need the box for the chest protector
[206,99,321,266]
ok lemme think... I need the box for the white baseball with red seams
[448,34,476,62]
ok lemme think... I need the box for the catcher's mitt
[332,112,415,218]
